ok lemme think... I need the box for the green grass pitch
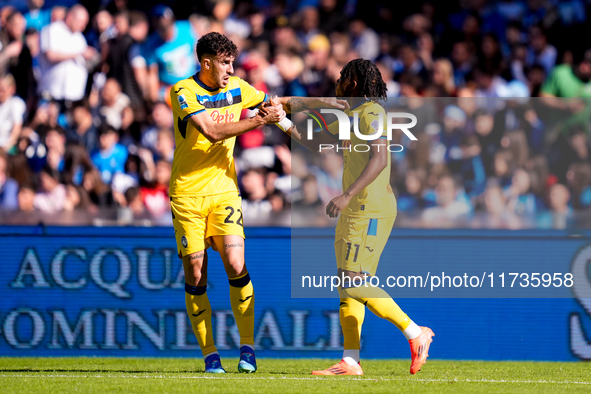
[0,357,589,393]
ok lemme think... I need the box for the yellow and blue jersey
[169,75,267,197]
[326,101,397,218]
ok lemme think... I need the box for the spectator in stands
[104,11,145,111]
[473,63,507,98]
[271,16,304,56]
[319,0,348,34]
[313,151,342,205]
[17,181,35,212]
[86,9,116,52]
[460,135,486,198]
[125,185,145,214]
[241,167,272,219]
[540,183,573,229]
[44,127,65,171]
[33,165,67,211]
[141,101,173,155]
[0,10,26,76]
[396,44,430,82]
[38,4,96,103]
[240,50,273,96]
[140,159,170,217]
[154,128,174,163]
[274,50,307,97]
[296,6,320,46]
[99,78,133,130]
[541,49,591,97]
[397,168,430,212]
[526,24,556,76]
[506,168,537,216]
[143,6,197,102]
[302,34,333,97]
[474,109,501,175]
[441,104,466,163]
[15,26,38,112]
[566,162,591,210]
[428,59,455,97]
[0,74,26,151]
[451,41,474,87]
[50,6,66,23]
[82,167,112,207]
[62,143,94,186]
[478,33,505,76]
[127,11,150,99]
[526,63,545,97]
[422,175,471,224]
[247,6,271,56]
[66,105,98,154]
[293,173,323,209]
[493,149,514,188]
[477,181,521,229]
[349,17,379,61]
[399,73,424,98]
[24,0,51,32]
[0,150,18,210]
[91,124,128,184]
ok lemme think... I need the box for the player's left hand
[326,193,352,218]
[317,97,350,110]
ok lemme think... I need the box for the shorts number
[224,206,243,227]
[345,242,360,262]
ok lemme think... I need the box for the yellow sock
[339,297,365,350]
[185,284,217,356]
[229,272,255,346]
[343,285,411,331]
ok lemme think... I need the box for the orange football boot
[409,326,435,374]
[312,360,363,375]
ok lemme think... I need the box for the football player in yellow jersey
[290,59,434,376]
[170,32,347,374]
[169,32,288,374]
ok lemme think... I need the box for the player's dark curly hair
[196,32,239,61]
[340,59,388,102]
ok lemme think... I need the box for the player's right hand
[259,96,286,124]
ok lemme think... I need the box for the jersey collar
[347,98,371,112]
[193,73,220,92]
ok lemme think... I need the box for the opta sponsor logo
[211,109,235,123]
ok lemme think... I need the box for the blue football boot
[238,346,257,373]
[204,354,226,373]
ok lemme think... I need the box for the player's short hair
[340,58,387,102]
[196,32,239,62]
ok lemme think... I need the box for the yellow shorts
[335,215,396,276]
[171,191,245,256]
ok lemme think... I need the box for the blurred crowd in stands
[0,0,591,228]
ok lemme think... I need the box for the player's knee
[185,273,201,287]
[226,258,246,277]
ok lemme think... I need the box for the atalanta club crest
[181,236,188,248]
[226,91,233,105]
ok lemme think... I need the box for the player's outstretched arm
[188,103,286,143]
[326,139,388,218]
[272,97,350,114]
